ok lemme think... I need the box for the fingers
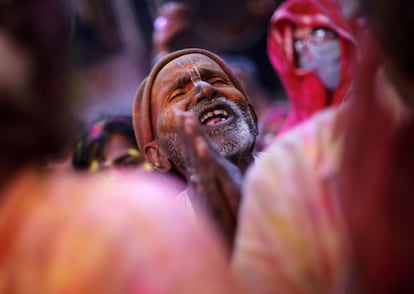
[179,114,240,216]
[172,107,239,221]
[194,135,209,158]
[173,108,213,170]
[173,109,199,171]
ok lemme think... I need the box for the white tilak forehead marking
[174,56,202,87]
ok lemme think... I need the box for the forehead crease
[293,27,313,38]
[178,54,222,70]
[155,55,224,85]
[151,68,180,96]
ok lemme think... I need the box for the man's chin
[208,129,254,158]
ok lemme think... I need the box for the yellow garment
[233,107,350,294]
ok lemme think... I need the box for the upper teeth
[200,109,228,124]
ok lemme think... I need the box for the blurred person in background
[71,114,187,188]
[151,1,212,64]
[150,0,282,96]
[0,1,238,292]
[267,0,357,133]
[72,114,150,173]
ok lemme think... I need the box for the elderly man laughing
[133,48,258,246]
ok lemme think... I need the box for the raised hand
[174,109,241,247]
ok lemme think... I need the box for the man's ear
[144,141,172,172]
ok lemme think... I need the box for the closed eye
[209,77,227,86]
[168,89,186,102]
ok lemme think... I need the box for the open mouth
[200,109,229,125]
[197,103,233,126]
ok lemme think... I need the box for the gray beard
[158,98,257,171]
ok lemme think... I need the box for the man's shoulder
[263,107,346,155]
[247,106,347,191]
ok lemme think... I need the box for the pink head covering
[268,0,357,132]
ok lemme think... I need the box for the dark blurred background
[71,0,287,123]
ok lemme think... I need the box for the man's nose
[193,80,217,103]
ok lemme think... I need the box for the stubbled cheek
[156,111,176,138]
[175,97,191,109]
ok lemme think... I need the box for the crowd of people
[0,0,413,293]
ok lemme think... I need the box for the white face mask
[298,39,342,92]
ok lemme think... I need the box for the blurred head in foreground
[0,0,77,186]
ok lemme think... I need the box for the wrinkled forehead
[153,53,226,88]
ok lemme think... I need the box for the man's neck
[228,152,255,175]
